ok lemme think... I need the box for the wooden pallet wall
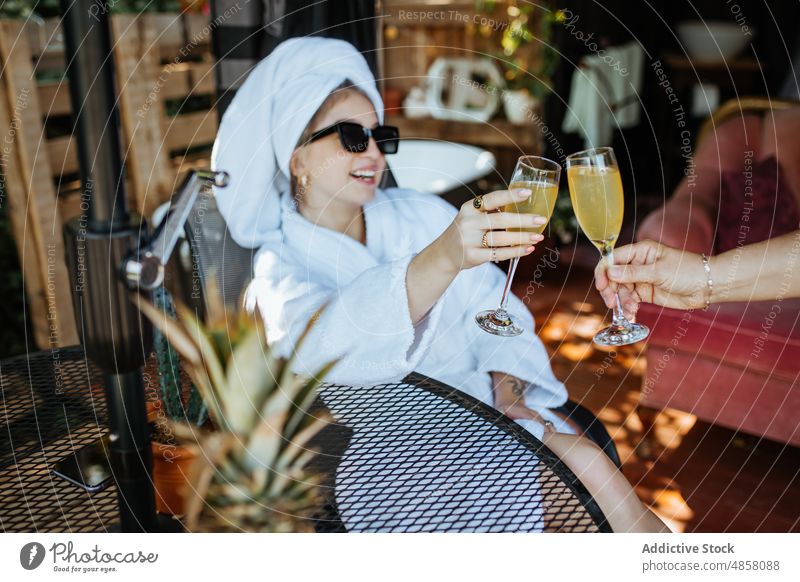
[0,19,78,349]
[0,12,216,350]
[112,13,218,218]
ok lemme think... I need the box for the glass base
[475,309,523,337]
[593,321,650,347]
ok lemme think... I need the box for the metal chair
[166,184,256,318]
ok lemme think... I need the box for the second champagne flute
[475,155,560,336]
[566,146,649,346]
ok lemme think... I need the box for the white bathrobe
[245,186,570,441]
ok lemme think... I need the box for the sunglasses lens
[336,123,400,154]
[373,126,399,154]
[339,124,369,152]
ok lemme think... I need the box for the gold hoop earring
[295,174,310,201]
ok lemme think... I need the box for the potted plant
[147,287,207,515]
[139,293,337,532]
[477,1,562,124]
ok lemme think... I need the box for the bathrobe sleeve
[455,259,568,409]
[246,188,459,386]
[247,248,446,385]
[392,192,565,409]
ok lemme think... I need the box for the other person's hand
[594,240,708,318]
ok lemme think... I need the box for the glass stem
[602,245,629,327]
[497,256,521,315]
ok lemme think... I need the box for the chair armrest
[636,196,714,254]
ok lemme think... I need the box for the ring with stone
[473,196,484,211]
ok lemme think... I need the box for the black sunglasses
[306,121,400,155]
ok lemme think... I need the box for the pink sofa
[634,105,800,450]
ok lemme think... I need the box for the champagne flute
[476,155,560,336]
[566,147,649,346]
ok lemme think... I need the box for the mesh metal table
[1,347,610,533]
[0,347,117,532]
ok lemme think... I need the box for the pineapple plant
[138,290,337,532]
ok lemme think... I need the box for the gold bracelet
[701,253,713,310]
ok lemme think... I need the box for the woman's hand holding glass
[405,188,545,326]
[435,189,547,273]
[475,156,561,336]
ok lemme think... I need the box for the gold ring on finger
[481,231,490,248]
[473,196,484,211]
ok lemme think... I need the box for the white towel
[210,37,383,249]
[562,42,645,148]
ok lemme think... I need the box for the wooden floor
[511,244,800,533]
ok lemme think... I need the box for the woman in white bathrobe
[212,38,667,533]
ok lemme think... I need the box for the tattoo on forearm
[506,378,526,398]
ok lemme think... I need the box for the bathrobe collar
[278,188,414,285]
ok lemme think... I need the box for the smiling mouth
[350,170,377,184]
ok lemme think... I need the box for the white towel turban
[211,37,384,248]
